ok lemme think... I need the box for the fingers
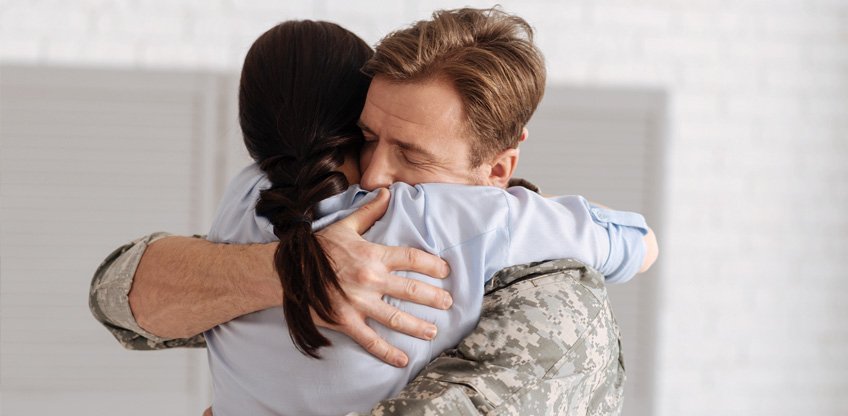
[360,296,440,341]
[382,246,450,279]
[343,318,409,368]
[316,293,416,368]
[338,188,390,234]
[383,273,452,310]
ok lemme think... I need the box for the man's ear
[485,147,520,188]
[518,127,529,142]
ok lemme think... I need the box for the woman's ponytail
[238,20,373,358]
[255,151,351,357]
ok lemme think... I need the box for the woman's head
[239,20,372,183]
[238,20,373,358]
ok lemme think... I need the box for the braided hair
[238,20,373,358]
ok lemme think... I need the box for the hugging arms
[90,7,658,415]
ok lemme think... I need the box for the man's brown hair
[363,7,547,167]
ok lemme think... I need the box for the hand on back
[314,188,453,367]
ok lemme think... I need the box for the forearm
[129,236,282,339]
[90,233,204,349]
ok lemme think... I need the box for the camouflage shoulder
[373,259,624,415]
[486,258,606,295]
[367,377,481,416]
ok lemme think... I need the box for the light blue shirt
[206,164,648,416]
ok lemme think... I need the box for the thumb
[338,188,390,234]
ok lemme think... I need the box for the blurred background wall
[1,1,847,415]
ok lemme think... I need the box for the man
[90,7,657,415]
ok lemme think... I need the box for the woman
[205,19,649,415]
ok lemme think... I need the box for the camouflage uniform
[89,232,207,350]
[364,259,624,416]
[90,236,624,415]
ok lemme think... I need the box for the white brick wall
[2,1,847,415]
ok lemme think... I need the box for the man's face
[357,76,489,191]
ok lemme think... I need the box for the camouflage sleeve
[366,259,625,416]
[88,232,207,350]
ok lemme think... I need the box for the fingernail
[395,355,408,367]
[425,326,437,340]
[442,294,453,309]
[441,262,451,277]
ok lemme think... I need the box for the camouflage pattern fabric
[364,259,625,416]
[89,232,207,350]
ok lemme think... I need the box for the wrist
[255,242,283,307]
[218,242,283,312]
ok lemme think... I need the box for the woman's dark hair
[239,20,373,358]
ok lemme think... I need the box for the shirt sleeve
[587,204,649,284]
[88,232,207,350]
[506,188,649,284]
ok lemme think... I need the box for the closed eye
[398,148,414,164]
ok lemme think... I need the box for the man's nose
[360,146,394,191]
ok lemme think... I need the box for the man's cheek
[405,170,442,186]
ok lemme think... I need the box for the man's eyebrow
[356,120,442,164]
[389,138,440,163]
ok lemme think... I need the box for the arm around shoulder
[89,232,282,349]
[89,232,207,350]
[128,235,282,339]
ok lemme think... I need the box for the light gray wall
[0,66,244,415]
[520,87,668,416]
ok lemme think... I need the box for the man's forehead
[364,77,466,129]
[360,76,478,163]
[362,91,431,128]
